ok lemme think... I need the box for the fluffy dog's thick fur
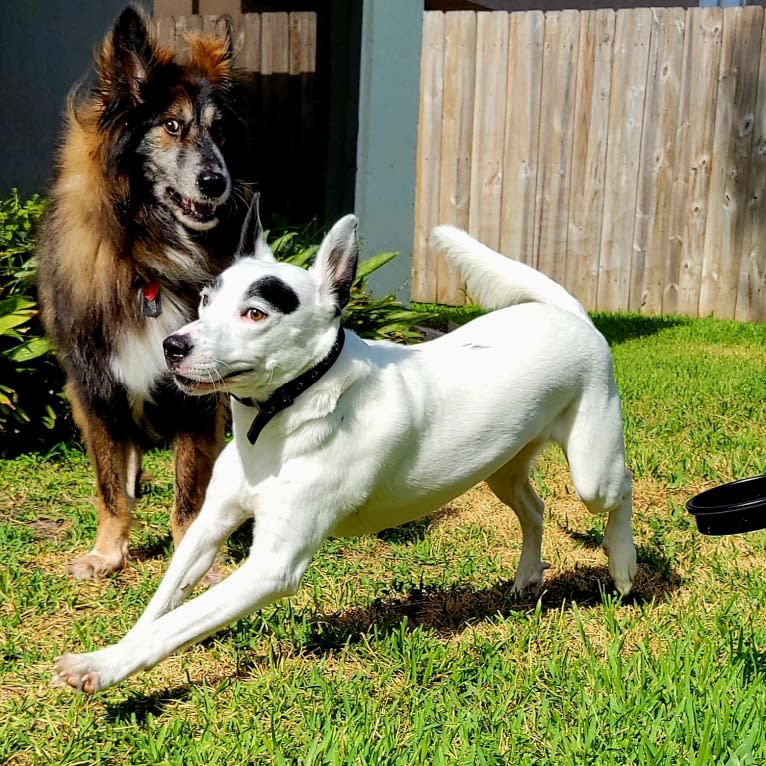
[37,6,247,579]
[53,207,637,693]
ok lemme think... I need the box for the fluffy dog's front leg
[52,531,318,693]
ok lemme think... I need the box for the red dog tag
[142,282,162,317]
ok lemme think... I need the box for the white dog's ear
[236,193,275,262]
[311,214,359,313]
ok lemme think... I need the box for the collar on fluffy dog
[235,327,346,445]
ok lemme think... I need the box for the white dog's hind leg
[600,472,637,596]
[564,398,637,596]
[487,449,550,595]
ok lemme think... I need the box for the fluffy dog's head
[163,199,359,401]
[88,5,239,231]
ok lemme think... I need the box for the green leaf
[285,245,318,268]
[0,295,35,314]
[355,251,399,281]
[268,230,297,255]
[0,311,33,336]
[8,336,50,362]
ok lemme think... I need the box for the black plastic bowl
[686,475,766,535]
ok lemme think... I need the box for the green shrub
[0,190,70,455]
[269,221,435,343]
[0,198,434,455]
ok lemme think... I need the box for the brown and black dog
[37,6,249,578]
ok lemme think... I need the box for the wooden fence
[154,13,320,221]
[413,7,766,321]
[154,12,317,74]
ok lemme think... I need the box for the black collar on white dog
[234,328,346,445]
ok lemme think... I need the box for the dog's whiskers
[214,358,236,374]
[230,181,256,211]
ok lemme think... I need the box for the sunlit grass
[1,313,765,765]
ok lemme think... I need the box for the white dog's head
[163,197,358,402]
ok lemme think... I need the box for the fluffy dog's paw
[52,653,103,694]
[69,550,126,580]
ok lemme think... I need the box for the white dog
[53,201,637,693]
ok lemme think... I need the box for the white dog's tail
[430,225,592,326]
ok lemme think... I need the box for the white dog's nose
[163,333,193,364]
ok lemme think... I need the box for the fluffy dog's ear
[237,193,276,262]
[97,6,160,107]
[311,215,359,313]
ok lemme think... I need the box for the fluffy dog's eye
[244,307,267,322]
[163,119,182,136]
[200,293,209,308]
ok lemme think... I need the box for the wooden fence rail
[413,6,766,321]
[154,12,317,75]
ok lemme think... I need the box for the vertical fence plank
[202,14,219,36]
[738,14,766,321]
[232,14,261,72]
[289,12,317,74]
[565,8,614,309]
[261,13,290,74]
[155,16,177,50]
[500,10,544,267]
[596,8,652,312]
[260,14,293,216]
[467,12,509,253]
[175,14,203,57]
[412,12,445,303]
[436,11,476,304]
[633,7,685,314]
[700,6,763,318]
[665,7,722,315]
[727,5,763,319]
[287,12,319,220]
[536,10,580,282]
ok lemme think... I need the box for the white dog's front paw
[511,560,550,597]
[52,648,122,694]
[604,538,638,596]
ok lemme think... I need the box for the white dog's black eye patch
[246,276,299,314]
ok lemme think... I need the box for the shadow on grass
[100,555,681,713]
[591,312,686,346]
[131,516,256,564]
[738,643,766,683]
[131,534,173,562]
[298,556,681,654]
[415,305,687,346]
[105,685,192,724]
[223,515,444,560]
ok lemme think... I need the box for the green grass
[1,313,766,765]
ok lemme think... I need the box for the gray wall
[354,0,422,299]
[0,1,143,197]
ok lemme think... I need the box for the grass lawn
[1,312,765,765]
